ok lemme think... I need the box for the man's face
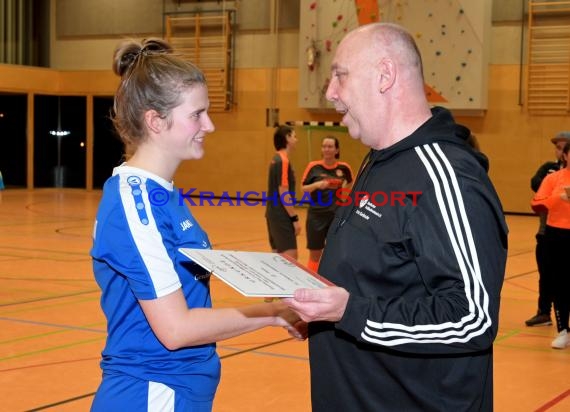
[325,34,377,146]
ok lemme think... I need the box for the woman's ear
[144,109,163,134]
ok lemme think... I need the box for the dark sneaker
[525,312,552,327]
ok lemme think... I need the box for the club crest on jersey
[127,176,142,186]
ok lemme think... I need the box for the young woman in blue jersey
[90,38,305,412]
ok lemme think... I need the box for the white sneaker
[551,329,570,349]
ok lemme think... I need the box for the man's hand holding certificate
[179,248,333,297]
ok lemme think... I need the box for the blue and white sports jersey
[91,165,220,404]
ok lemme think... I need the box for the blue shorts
[91,373,213,412]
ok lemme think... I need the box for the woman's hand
[287,319,308,340]
[271,300,308,340]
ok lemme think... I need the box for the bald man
[285,23,507,411]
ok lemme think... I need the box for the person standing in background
[464,131,490,172]
[525,131,570,327]
[531,142,570,349]
[265,125,301,260]
[300,136,353,271]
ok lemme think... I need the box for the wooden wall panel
[58,71,118,95]
[55,0,162,38]
[0,65,60,93]
[458,64,570,214]
[0,65,117,95]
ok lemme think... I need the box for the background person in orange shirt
[525,132,570,327]
[531,142,570,349]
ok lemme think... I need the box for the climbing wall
[298,0,492,112]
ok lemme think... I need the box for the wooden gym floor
[0,188,568,411]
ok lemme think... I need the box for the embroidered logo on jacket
[356,195,383,221]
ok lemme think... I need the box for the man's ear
[378,58,396,94]
[144,109,163,134]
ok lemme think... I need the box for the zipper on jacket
[335,149,376,233]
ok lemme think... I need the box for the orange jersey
[531,168,570,229]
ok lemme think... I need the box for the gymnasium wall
[179,63,570,215]
[2,0,570,214]
[298,0,492,112]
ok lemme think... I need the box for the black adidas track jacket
[309,107,508,412]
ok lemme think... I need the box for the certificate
[179,248,333,297]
